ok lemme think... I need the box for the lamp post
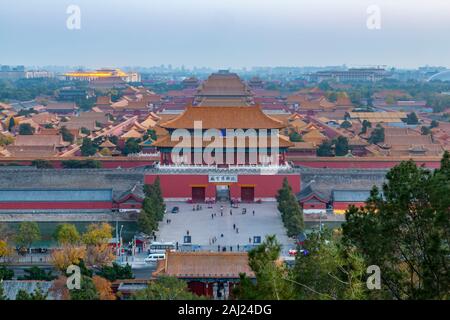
[118,225,124,260]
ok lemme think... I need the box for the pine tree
[276,178,304,237]
[343,153,450,299]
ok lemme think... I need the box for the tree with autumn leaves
[50,223,117,300]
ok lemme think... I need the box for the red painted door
[192,187,206,203]
[241,187,255,202]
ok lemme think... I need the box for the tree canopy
[343,152,450,299]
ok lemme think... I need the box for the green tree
[340,120,352,129]
[368,125,384,144]
[327,91,338,102]
[234,235,296,300]
[60,126,74,143]
[16,286,48,300]
[430,120,439,128]
[289,132,303,142]
[137,207,157,235]
[96,262,134,282]
[133,276,200,300]
[123,138,141,155]
[276,178,304,237]
[80,127,91,135]
[18,266,56,281]
[343,153,450,299]
[18,123,34,135]
[69,275,99,300]
[360,120,372,134]
[317,140,334,157]
[421,126,431,135]
[293,229,368,300]
[8,117,15,132]
[138,177,166,235]
[14,222,41,253]
[0,266,14,280]
[405,112,419,125]
[54,224,81,245]
[333,136,349,156]
[146,129,157,141]
[80,137,98,156]
[318,82,331,91]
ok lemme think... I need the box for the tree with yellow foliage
[50,245,86,272]
[82,223,112,246]
[81,223,114,268]
[54,224,81,245]
[0,240,14,259]
[92,275,116,300]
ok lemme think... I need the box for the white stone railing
[127,152,160,158]
[153,162,293,174]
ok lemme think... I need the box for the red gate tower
[145,72,300,203]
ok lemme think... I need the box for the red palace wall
[291,159,441,169]
[145,174,301,200]
[333,202,366,210]
[0,157,442,170]
[0,202,113,210]
[303,202,327,209]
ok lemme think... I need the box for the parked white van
[144,253,166,263]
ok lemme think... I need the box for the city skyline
[1,0,450,69]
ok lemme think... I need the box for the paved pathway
[156,202,295,253]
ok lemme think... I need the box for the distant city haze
[1,0,450,69]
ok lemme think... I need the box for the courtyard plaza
[155,201,295,256]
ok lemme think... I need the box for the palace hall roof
[159,106,285,130]
[151,133,293,148]
[153,251,255,279]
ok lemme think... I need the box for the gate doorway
[241,186,255,202]
[216,185,230,202]
[192,187,206,203]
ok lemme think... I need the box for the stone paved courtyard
[155,202,295,254]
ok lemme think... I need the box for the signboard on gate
[208,175,238,183]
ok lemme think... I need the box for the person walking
[233,223,236,230]
[249,237,252,243]
[236,228,239,234]
[237,244,240,251]
[187,230,190,236]
[253,210,255,216]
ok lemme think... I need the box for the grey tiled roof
[0,189,112,202]
[332,190,372,202]
[1,280,59,300]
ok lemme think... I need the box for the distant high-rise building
[309,68,387,82]
[0,65,26,79]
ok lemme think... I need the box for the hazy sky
[1,0,450,69]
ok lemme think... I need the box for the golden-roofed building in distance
[64,68,140,83]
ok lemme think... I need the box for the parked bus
[148,242,176,254]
